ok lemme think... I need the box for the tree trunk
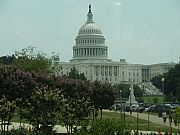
[100,108,102,119]
[3,119,6,135]
[93,109,95,121]
[1,118,3,135]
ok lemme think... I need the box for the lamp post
[170,92,173,105]
[136,104,139,133]
[119,90,122,116]
[161,77,165,111]
[170,92,173,134]
[123,102,126,126]
[143,83,150,131]
[129,87,132,115]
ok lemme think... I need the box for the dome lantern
[87,4,93,23]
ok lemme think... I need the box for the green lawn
[143,95,164,104]
[10,109,178,133]
[99,111,178,133]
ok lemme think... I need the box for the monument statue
[126,83,138,106]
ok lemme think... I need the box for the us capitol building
[58,5,176,85]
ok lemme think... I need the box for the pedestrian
[162,111,167,123]
[169,111,172,123]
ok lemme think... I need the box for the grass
[99,110,178,133]
[10,109,178,133]
[143,95,164,104]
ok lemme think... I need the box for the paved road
[124,111,179,129]
[104,110,178,129]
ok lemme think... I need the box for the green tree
[14,46,51,73]
[54,76,93,133]
[0,55,16,65]
[91,81,116,118]
[115,83,143,98]
[151,74,163,90]
[172,107,180,127]
[153,97,159,104]
[0,96,16,135]
[68,67,87,81]
[61,97,92,133]
[23,86,64,135]
[115,83,130,98]
[151,64,180,101]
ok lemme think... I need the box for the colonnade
[94,66,120,76]
[73,48,107,57]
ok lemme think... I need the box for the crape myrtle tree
[54,76,93,133]
[61,97,92,133]
[91,81,116,118]
[0,96,16,135]
[0,65,37,122]
[22,86,64,135]
[0,65,36,101]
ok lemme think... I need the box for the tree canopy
[151,64,180,101]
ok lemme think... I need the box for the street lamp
[136,104,139,133]
[119,90,122,115]
[170,92,173,134]
[142,83,150,131]
[129,87,132,115]
[161,77,165,111]
[170,92,173,104]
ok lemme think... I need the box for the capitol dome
[78,23,102,35]
[71,5,108,62]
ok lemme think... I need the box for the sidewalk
[125,111,178,129]
[0,122,67,133]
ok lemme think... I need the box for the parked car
[132,103,145,113]
[109,103,123,111]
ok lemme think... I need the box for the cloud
[109,0,122,6]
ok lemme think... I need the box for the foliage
[91,81,116,118]
[75,119,130,135]
[115,83,143,99]
[153,97,159,104]
[60,98,92,133]
[151,64,180,101]
[151,74,163,90]
[14,46,50,73]
[172,107,180,126]
[22,86,64,134]
[133,85,144,97]
[68,67,87,81]
[14,46,60,75]
[0,96,16,135]
[0,65,36,101]
[115,83,130,98]
[54,76,93,133]
[164,64,180,101]
[143,95,164,104]
[0,55,16,65]
[54,76,91,99]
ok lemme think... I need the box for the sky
[0,0,180,64]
